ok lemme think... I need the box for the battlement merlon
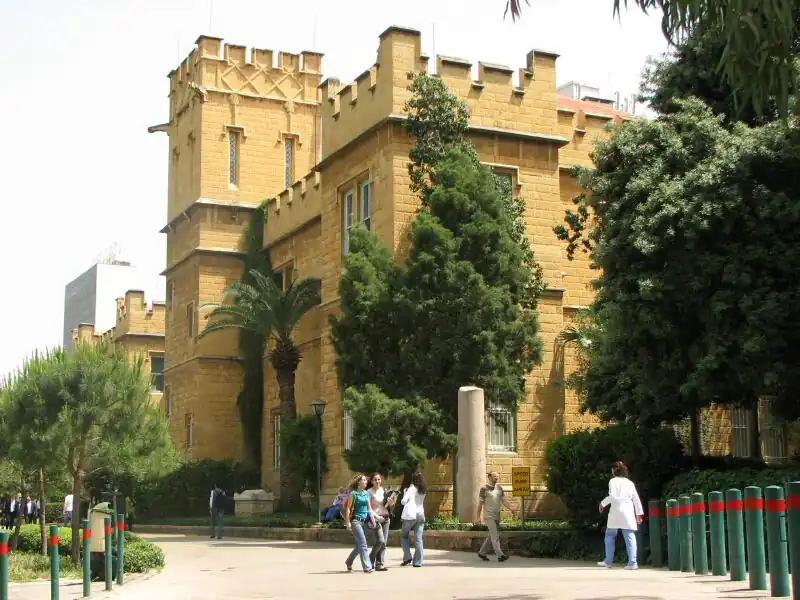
[166,35,324,121]
[114,290,167,338]
[263,171,322,249]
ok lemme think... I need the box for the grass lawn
[9,552,82,582]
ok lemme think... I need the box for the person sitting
[322,487,349,522]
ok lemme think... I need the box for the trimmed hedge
[545,423,685,526]
[663,466,800,501]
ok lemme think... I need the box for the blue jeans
[210,509,224,538]
[346,520,373,571]
[401,516,425,566]
[604,527,637,566]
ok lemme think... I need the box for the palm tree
[200,269,322,509]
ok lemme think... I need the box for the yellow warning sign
[511,467,531,497]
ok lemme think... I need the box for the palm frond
[505,0,529,21]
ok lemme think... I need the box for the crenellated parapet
[263,171,322,247]
[114,290,166,339]
[168,35,324,122]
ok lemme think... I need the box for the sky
[0,0,670,378]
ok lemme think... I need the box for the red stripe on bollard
[786,495,800,509]
[766,499,786,513]
[105,525,112,535]
[667,507,681,517]
[0,542,7,555]
[709,501,725,512]
[649,507,662,517]
[117,522,125,531]
[49,535,59,547]
[745,497,764,511]
[692,501,705,513]
[680,504,691,515]
[727,499,744,511]
[83,529,92,540]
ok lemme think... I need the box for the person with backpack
[209,484,226,540]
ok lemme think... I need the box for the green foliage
[45,502,63,524]
[8,552,82,582]
[662,466,800,501]
[16,525,71,555]
[342,385,456,476]
[555,308,600,401]
[134,459,259,519]
[555,98,800,424]
[122,537,165,573]
[279,414,328,499]
[544,423,685,526]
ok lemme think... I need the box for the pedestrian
[63,492,74,526]
[476,471,515,562]
[597,460,644,570]
[209,484,226,540]
[367,473,395,571]
[400,471,427,568]
[344,474,375,573]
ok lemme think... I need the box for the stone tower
[149,36,323,459]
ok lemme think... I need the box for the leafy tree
[201,269,321,509]
[554,98,800,454]
[279,414,328,500]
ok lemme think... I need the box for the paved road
[10,534,782,599]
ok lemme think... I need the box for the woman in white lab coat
[597,461,644,569]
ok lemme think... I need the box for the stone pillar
[456,386,486,523]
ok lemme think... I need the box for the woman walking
[400,471,427,567]
[344,474,376,573]
[597,461,644,570]
[368,473,395,571]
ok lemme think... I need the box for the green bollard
[648,499,665,567]
[679,495,694,572]
[764,486,791,597]
[666,499,681,571]
[49,524,60,600]
[0,531,8,600]
[784,482,800,600]
[708,491,728,576]
[82,519,91,597]
[726,488,746,581]
[691,492,709,575]
[744,486,768,591]
[116,514,125,586]
[103,517,112,591]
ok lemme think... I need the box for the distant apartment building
[63,261,165,350]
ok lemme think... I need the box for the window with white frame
[343,408,353,451]
[730,399,788,461]
[284,138,295,189]
[150,354,165,392]
[185,412,193,448]
[487,401,517,453]
[358,179,371,230]
[273,415,281,470]
[731,406,752,458]
[342,189,355,255]
[228,130,240,186]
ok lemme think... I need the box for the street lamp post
[310,399,327,526]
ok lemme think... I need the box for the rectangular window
[228,131,239,186]
[185,412,193,448]
[761,397,787,461]
[187,303,196,339]
[358,179,371,230]
[342,189,355,255]
[284,138,295,189]
[343,408,353,451]
[273,263,295,291]
[150,354,165,392]
[730,406,752,457]
[487,401,517,453]
[167,281,174,313]
[273,415,281,470]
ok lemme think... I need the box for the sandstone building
[149,26,789,514]
[72,290,166,407]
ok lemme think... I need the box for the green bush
[15,525,72,555]
[519,527,654,563]
[279,415,328,499]
[134,460,259,519]
[123,538,165,573]
[45,503,64,524]
[662,466,800,501]
[545,423,685,526]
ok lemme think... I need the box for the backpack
[212,489,226,511]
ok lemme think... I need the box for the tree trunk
[70,465,85,564]
[38,469,47,555]
[689,409,702,460]
[276,364,300,511]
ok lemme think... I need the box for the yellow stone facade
[150,26,644,516]
[71,290,166,407]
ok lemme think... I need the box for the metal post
[764,486,790,597]
[784,482,800,600]
[726,488,746,581]
[49,524,60,600]
[666,499,680,571]
[691,492,709,574]
[708,491,727,576]
[648,500,665,567]
[678,495,694,572]
[82,519,91,597]
[116,514,125,586]
[744,486,768,591]
[103,517,112,591]
[0,531,8,600]
[315,415,322,526]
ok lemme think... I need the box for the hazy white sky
[0,0,669,378]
